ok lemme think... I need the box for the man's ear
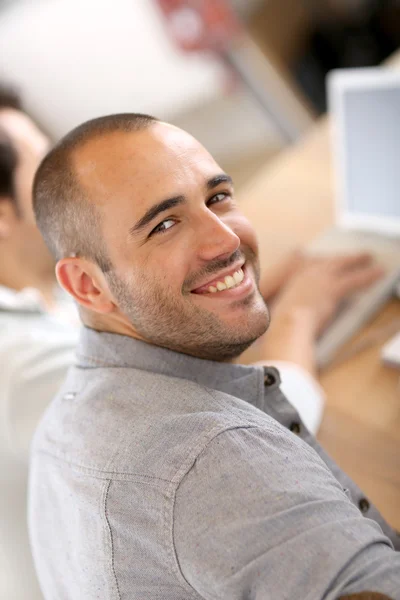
[56,257,115,314]
[0,197,18,239]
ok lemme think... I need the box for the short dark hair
[0,83,22,206]
[0,128,18,202]
[33,113,158,271]
[0,82,23,112]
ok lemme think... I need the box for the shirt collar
[76,326,273,408]
[0,285,47,313]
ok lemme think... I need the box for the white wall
[0,0,227,133]
[0,0,278,162]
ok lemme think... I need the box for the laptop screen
[344,86,400,220]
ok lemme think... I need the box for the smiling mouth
[192,266,246,295]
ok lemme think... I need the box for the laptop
[308,67,400,368]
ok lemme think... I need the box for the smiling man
[44,118,268,361]
[29,114,400,600]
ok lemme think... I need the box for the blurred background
[0,0,399,189]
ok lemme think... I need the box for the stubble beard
[106,256,270,362]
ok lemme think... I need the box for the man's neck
[80,311,246,365]
[81,308,143,340]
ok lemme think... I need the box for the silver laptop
[309,67,400,368]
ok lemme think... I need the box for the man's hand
[271,253,384,337]
[257,252,384,375]
[258,249,306,300]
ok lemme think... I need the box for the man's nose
[195,210,240,262]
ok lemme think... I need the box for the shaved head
[33,113,158,270]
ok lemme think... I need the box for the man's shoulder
[0,306,77,391]
[0,310,77,389]
[32,365,274,485]
[0,302,78,346]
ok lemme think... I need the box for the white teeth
[233,269,244,284]
[205,268,245,294]
[224,275,235,289]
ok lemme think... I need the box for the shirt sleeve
[174,425,400,600]
[256,359,325,434]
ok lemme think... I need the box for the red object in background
[156,0,242,53]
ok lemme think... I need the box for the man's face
[76,122,269,361]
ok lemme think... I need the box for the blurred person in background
[28,113,395,600]
[0,85,78,599]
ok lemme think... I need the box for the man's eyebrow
[207,174,233,190]
[129,196,186,236]
[128,174,233,237]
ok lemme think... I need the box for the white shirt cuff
[257,360,325,435]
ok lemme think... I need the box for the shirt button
[289,422,301,435]
[264,372,276,387]
[358,498,370,513]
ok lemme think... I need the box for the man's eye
[150,219,176,236]
[208,192,230,205]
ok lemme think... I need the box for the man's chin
[219,294,270,336]
[182,309,270,363]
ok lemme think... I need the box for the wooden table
[237,60,400,531]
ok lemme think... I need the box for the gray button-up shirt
[29,328,400,599]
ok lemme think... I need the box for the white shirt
[0,286,78,599]
[0,285,324,599]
